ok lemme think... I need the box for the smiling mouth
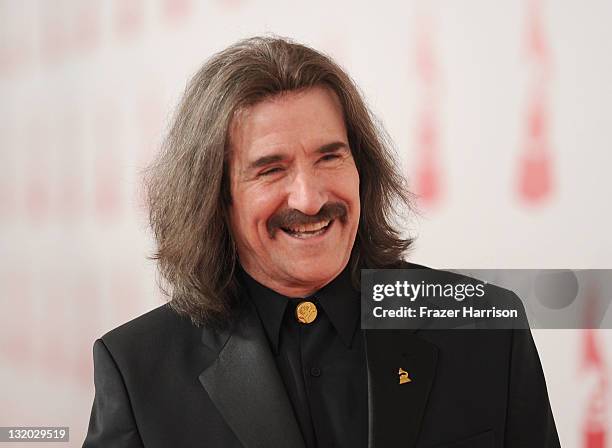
[280,220,333,239]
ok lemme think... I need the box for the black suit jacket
[83,270,560,448]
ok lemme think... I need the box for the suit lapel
[199,303,305,448]
[365,329,438,447]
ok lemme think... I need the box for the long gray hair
[145,36,413,327]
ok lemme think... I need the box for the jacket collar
[198,301,306,448]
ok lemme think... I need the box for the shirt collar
[314,265,361,348]
[239,265,361,353]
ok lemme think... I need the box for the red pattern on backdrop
[218,0,244,8]
[518,0,554,204]
[413,13,443,206]
[0,176,12,220]
[0,124,15,220]
[137,90,166,169]
[39,274,73,378]
[40,2,100,64]
[94,104,123,221]
[24,118,52,224]
[57,108,86,220]
[581,286,608,448]
[73,2,100,54]
[163,0,193,22]
[0,271,32,364]
[0,8,31,76]
[40,2,70,64]
[115,0,144,39]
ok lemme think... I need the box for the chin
[289,258,347,285]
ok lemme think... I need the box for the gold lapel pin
[398,368,412,385]
[295,301,318,324]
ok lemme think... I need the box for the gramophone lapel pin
[398,367,412,385]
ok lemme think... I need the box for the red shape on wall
[519,93,553,202]
[581,287,608,448]
[413,13,443,207]
[582,332,608,448]
[518,0,554,205]
[415,111,440,204]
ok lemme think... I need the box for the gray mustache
[267,202,348,237]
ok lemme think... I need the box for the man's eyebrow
[248,154,286,170]
[317,141,349,154]
[246,141,349,172]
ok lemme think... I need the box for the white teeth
[282,220,332,238]
[286,220,330,233]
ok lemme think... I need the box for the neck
[239,265,346,298]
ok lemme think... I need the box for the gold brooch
[295,301,318,324]
[398,368,412,384]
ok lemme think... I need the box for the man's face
[228,86,360,297]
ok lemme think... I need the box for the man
[84,36,560,447]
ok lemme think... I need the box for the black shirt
[240,266,368,448]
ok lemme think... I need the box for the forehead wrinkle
[229,91,295,150]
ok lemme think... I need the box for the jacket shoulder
[99,304,205,365]
[102,303,193,341]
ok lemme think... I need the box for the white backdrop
[0,0,610,446]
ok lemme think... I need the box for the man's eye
[320,154,340,162]
[259,167,283,176]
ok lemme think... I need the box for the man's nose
[286,169,328,216]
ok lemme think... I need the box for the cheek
[340,166,360,209]
[230,191,263,239]
[241,187,284,232]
